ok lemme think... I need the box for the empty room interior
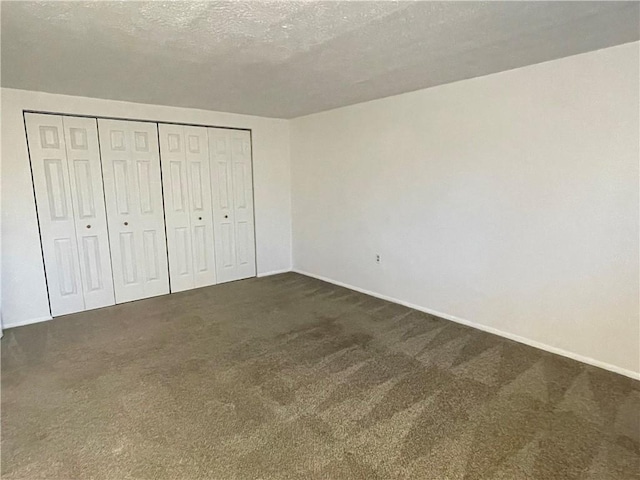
[1,1,639,479]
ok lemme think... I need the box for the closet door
[25,113,115,316]
[63,116,115,310]
[208,128,256,283]
[26,114,84,316]
[159,124,216,292]
[98,119,169,303]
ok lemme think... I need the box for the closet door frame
[24,110,258,311]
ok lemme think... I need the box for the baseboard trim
[3,315,53,330]
[293,269,640,381]
[257,269,292,278]
[1,272,295,329]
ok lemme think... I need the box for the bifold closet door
[25,113,115,316]
[98,119,169,303]
[208,128,256,283]
[159,124,216,292]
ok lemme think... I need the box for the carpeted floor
[2,272,639,479]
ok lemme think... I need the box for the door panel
[143,230,161,281]
[217,161,230,209]
[159,124,216,292]
[81,236,103,291]
[53,238,80,296]
[112,160,131,214]
[159,124,192,292]
[130,122,168,298]
[174,227,191,275]
[26,114,84,316]
[43,159,70,219]
[136,160,153,213]
[234,162,247,209]
[193,225,207,272]
[231,131,256,279]
[185,127,216,288]
[220,223,233,268]
[209,133,236,283]
[119,232,138,285]
[208,128,256,283]
[170,161,186,211]
[72,160,95,218]
[63,115,115,311]
[190,162,204,210]
[236,221,250,266]
[99,119,169,303]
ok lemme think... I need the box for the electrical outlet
[376,254,381,264]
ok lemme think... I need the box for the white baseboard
[2,272,294,329]
[4,271,637,381]
[3,315,53,330]
[293,269,640,381]
[257,269,292,278]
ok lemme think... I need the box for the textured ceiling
[2,1,639,118]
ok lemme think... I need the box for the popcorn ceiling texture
[2,1,639,118]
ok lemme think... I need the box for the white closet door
[26,113,115,316]
[159,124,216,292]
[26,114,85,316]
[208,128,256,283]
[62,116,115,311]
[98,119,169,303]
[159,124,192,292]
[186,127,217,288]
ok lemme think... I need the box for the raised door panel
[25,113,85,316]
[62,116,115,311]
[159,123,193,292]
[185,126,216,288]
[208,129,237,283]
[99,119,169,302]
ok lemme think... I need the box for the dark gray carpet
[2,272,639,479]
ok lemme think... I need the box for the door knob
[198,217,202,220]
[124,221,129,226]
[224,215,228,219]
[86,225,91,229]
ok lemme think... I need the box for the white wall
[3,44,638,378]
[291,42,640,378]
[1,88,292,328]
